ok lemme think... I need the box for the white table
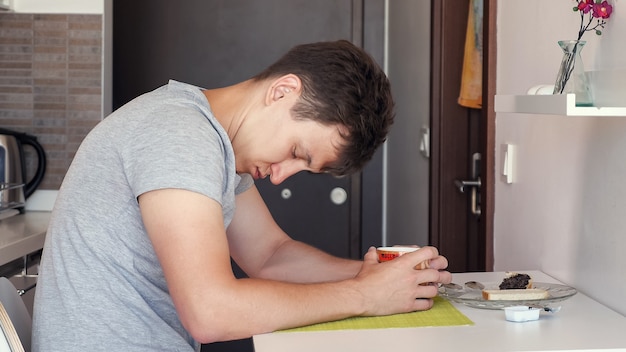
[253,271,626,351]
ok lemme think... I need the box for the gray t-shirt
[32,80,253,351]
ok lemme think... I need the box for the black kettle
[0,127,47,210]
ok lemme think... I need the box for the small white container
[504,306,540,322]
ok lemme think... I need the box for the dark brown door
[430,0,496,273]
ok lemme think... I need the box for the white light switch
[502,143,515,184]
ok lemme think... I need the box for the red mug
[376,246,429,270]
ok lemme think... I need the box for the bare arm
[226,185,362,283]
[139,187,451,344]
[228,187,450,284]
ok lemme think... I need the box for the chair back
[0,278,30,352]
[0,301,25,352]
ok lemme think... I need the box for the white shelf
[495,94,626,117]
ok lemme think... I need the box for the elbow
[177,296,258,344]
[183,314,243,344]
[189,329,230,345]
[172,278,272,343]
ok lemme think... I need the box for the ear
[266,74,301,105]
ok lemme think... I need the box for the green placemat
[280,296,473,333]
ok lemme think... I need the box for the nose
[269,161,302,185]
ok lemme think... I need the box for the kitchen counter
[253,271,626,352]
[0,211,50,267]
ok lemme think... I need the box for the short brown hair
[253,40,395,176]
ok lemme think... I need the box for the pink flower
[577,0,594,13]
[593,1,613,19]
[572,0,613,40]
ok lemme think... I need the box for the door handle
[454,153,482,216]
[454,178,481,193]
[454,177,481,216]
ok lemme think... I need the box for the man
[32,40,451,351]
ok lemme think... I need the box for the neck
[202,79,260,141]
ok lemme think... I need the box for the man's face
[231,75,348,185]
[236,115,346,185]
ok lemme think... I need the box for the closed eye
[293,146,312,167]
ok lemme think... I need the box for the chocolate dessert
[498,272,532,290]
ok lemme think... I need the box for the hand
[352,246,452,317]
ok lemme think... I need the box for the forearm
[254,238,363,283]
[186,276,365,343]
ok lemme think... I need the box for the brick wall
[0,13,102,190]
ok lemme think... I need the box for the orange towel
[458,0,483,109]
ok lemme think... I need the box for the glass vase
[552,40,593,107]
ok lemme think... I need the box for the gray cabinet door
[113,1,384,350]
[254,172,351,258]
[113,0,355,106]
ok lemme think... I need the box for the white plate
[438,282,577,310]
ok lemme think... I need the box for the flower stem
[578,10,594,40]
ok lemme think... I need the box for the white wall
[495,0,626,316]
